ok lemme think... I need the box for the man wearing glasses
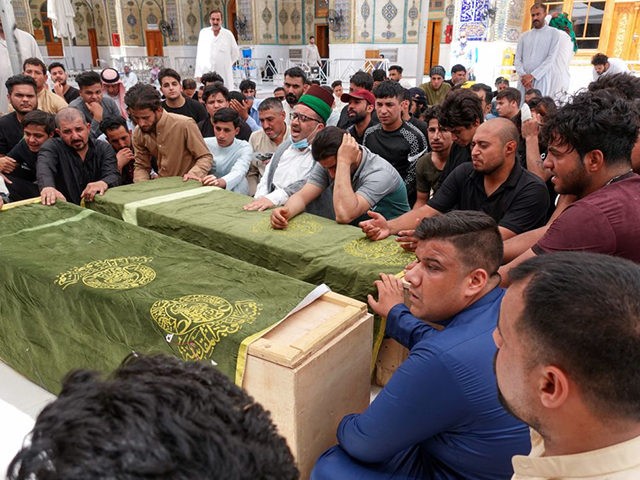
[244,85,333,212]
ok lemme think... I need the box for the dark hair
[201,71,225,85]
[591,53,608,66]
[349,71,374,91]
[470,83,493,105]
[530,2,546,12]
[239,79,256,92]
[451,64,467,74]
[75,71,102,89]
[587,73,640,101]
[373,80,405,100]
[8,354,298,479]
[509,252,640,421]
[372,70,386,82]
[22,57,46,74]
[284,66,307,83]
[182,78,197,90]
[213,107,240,127]
[274,86,285,95]
[158,67,181,84]
[438,89,484,129]
[527,96,556,118]
[495,87,521,104]
[331,80,342,89]
[203,83,230,103]
[311,126,345,162]
[124,83,162,111]
[21,110,55,134]
[542,89,638,166]
[389,65,403,74]
[423,105,442,124]
[207,8,223,17]
[99,116,128,135]
[525,88,542,99]
[258,97,284,112]
[48,61,66,73]
[414,210,503,274]
[494,76,509,87]
[5,74,37,94]
[229,90,246,103]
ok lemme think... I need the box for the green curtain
[0,202,315,393]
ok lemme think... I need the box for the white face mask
[291,123,320,149]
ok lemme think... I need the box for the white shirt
[203,137,252,194]
[593,58,630,81]
[195,27,239,89]
[515,25,561,98]
[304,43,321,65]
[0,29,42,114]
[122,71,139,91]
[255,145,314,206]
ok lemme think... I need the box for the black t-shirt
[162,97,208,123]
[62,86,80,103]
[198,115,252,141]
[0,112,24,155]
[5,138,39,200]
[428,162,550,235]
[408,117,428,136]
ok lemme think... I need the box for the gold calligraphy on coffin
[55,256,156,290]
[150,295,262,360]
[344,238,414,266]
[251,216,324,237]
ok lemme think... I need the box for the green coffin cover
[0,202,316,393]
[90,177,415,304]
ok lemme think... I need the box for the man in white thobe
[591,53,630,81]
[0,22,42,114]
[194,9,239,89]
[514,3,561,99]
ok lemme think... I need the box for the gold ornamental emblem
[150,294,262,360]
[55,256,156,290]
[251,215,323,237]
[344,238,414,266]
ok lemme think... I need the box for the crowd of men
[2,2,640,478]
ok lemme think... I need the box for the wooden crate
[244,292,373,480]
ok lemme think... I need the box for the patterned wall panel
[165,0,182,45]
[501,0,525,42]
[235,0,254,43]
[13,0,32,32]
[457,0,490,41]
[329,0,352,43]
[405,0,420,41]
[256,0,276,42]
[356,0,372,41]
[374,0,404,43]
[182,0,202,44]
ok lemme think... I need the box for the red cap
[341,88,375,106]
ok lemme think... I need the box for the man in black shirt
[0,75,38,155]
[49,62,80,104]
[37,107,120,205]
[360,117,549,244]
[198,83,252,140]
[363,80,427,205]
[159,68,207,123]
[100,116,135,185]
[3,110,55,200]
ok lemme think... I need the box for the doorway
[424,21,441,74]
[41,3,63,57]
[227,0,238,39]
[88,28,99,67]
[315,24,329,58]
[145,30,164,57]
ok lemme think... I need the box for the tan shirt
[249,124,290,154]
[512,429,640,480]
[38,88,68,114]
[132,111,213,182]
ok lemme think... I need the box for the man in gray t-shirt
[271,126,410,228]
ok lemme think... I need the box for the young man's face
[57,117,90,152]
[79,83,103,104]
[241,87,256,109]
[274,89,286,101]
[530,7,546,29]
[430,74,444,90]
[24,124,52,152]
[451,70,467,85]
[283,75,306,106]
[105,125,132,152]
[49,66,67,85]
[446,121,479,147]
[496,98,519,119]
[594,63,608,75]
[426,118,452,154]
[388,69,401,81]
[333,85,343,98]
[375,96,402,130]
[129,107,163,133]
[470,122,509,175]
[23,63,46,90]
[205,92,229,117]
[214,120,239,147]
[160,76,182,101]
[347,98,372,123]
[8,84,37,115]
[543,138,590,196]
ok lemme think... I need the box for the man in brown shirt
[124,83,212,182]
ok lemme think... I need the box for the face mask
[290,124,320,150]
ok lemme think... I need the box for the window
[571,1,605,49]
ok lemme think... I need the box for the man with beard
[125,83,212,182]
[500,90,640,280]
[69,71,123,140]
[494,252,640,479]
[340,88,375,144]
[312,211,530,479]
[48,62,79,103]
[360,118,549,245]
[281,66,308,123]
[99,116,135,184]
[0,75,38,155]
[37,107,120,205]
[22,58,67,114]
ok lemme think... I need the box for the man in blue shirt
[312,210,530,479]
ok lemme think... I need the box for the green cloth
[90,177,416,304]
[0,202,315,393]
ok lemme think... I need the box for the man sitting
[270,127,409,227]
[3,110,55,200]
[312,211,530,479]
[7,354,298,479]
[69,71,123,140]
[495,252,640,479]
[201,108,252,194]
[37,107,120,205]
